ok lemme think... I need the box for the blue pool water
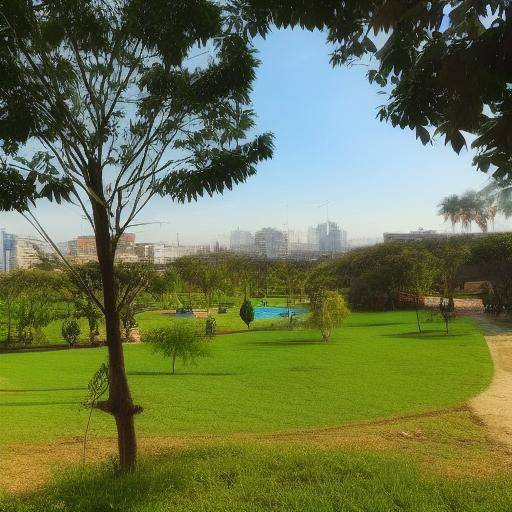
[254,306,308,319]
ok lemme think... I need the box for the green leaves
[0,152,74,212]
[83,363,109,409]
[158,133,274,203]
[124,0,222,66]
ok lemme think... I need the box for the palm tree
[438,194,461,232]
[459,190,489,233]
[480,179,512,224]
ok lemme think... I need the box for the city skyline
[0,29,503,246]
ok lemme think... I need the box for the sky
[0,28,504,245]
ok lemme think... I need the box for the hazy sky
[1,28,503,245]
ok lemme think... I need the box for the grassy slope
[2,445,512,512]
[0,311,492,445]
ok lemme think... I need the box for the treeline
[308,234,512,312]
[0,257,315,345]
[1,234,511,345]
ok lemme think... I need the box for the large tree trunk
[90,169,139,472]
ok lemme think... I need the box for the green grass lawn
[2,444,512,512]
[22,298,298,345]
[0,311,492,446]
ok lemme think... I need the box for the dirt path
[469,314,512,451]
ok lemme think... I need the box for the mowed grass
[0,311,492,446]
[30,299,297,344]
[2,444,512,512]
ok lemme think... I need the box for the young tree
[309,290,350,343]
[240,298,255,329]
[62,318,81,346]
[439,298,455,335]
[0,1,273,469]
[145,322,210,375]
[402,248,439,333]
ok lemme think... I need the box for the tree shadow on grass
[128,371,237,377]
[0,400,79,406]
[346,322,407,328]
[248,339,322,347]
[382,330,462,341]
[0,387,86,393]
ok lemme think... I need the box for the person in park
[0,1,273,471]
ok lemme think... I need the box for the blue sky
[0,28,501,245]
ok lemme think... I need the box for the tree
[0,0,272,469]
[481,178,512,222]
[438,195,462,233]
[439,298,455,335]
[150,267,180,309]
[73,295,102,344]
[175,257,227,308]
[238,1,511,178]
[0,271,22,343]
[309,290,350,343]
[401,248,439,333]
[62,318,81,346]
[436,241,470,304]
[240,298,254,329]
[469,233,512,314]
[0,269,65,345]
[145,322,210,375]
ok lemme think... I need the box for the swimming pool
[254,306,308,319]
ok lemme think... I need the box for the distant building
[0,229,16,272]
[135,242,202,264]
[308,221,347,254]
[229,229,255,253]
[254,228,288,259]
[68,233,137,263]
[383,229,448,243]
[12,238,45,269]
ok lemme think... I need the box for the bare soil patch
[1,407,510,494]
[469,314,512,452]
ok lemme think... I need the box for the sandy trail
[469,314,512,452]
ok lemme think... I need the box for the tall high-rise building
[229,229,254,253]
[254,228,288,259]
[0,230,44,271]
[308,221,347,254]
[11,237,44,269]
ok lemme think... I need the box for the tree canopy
[237,0,511,178]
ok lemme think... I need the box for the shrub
[240,299,254,329]
[62,318,81,346]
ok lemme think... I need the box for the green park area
[0,311,492,445]
[2,1,512,510]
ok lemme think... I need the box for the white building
[229,229,255,253]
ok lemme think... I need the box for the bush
[239,299,254,329]
[62,318,81,346]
